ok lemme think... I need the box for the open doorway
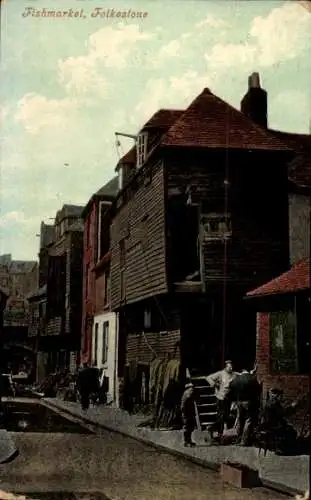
[167,194,200,282]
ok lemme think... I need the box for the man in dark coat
[259,388,299,454]
[227,369,261,446]
[181,383,196,447]
[77,362,99,411]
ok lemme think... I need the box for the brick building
[81,178,118,364]
[246,258,310,429]
[27,222,55,381]
[92,197,118,404]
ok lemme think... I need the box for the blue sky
[1,0,310,260]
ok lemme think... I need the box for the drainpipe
[114,312,119,407]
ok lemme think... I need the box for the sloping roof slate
[161,88,291,151]
[247,258,310,297]
[142,109,184,130]
[95,176,119,198]
[61,205,84,217]
[268,129,311,152]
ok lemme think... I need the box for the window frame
[201,213,232,242]
[136,132,148,169]
[102,321,109,365]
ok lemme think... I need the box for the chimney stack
[241,72,268,129]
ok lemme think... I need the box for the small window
[136,133,148,169]
[102,321,109,365]
[144,309,151,329]
[201,213,232,242]
[65,294,70,310]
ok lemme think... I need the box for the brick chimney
[241,72,267,129]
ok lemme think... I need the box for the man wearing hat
[206,360,238,442]
[180,382,196,447]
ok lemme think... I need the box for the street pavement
[42,398,310,496]
[0,405,292,500]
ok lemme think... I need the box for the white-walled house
[92,311,119,405]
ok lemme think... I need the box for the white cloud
[0,211,26,227]
[58,55,109,98]
[205,43,257,70]
[14,94,77,135]
[88,23,153,68]
[152,14,228,68]
[58,24,154,95]
[205,2,311,71]
[152,39,182,66]
[250,2,311,66]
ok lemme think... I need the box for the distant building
[80,178,118,364]
[0,255,38,376]
[92,188,119,405]
[27,205,84,379]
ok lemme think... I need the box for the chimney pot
[249,72,261,89]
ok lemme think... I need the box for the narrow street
[0,400,290,500]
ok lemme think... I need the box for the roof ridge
[162,87,290,150]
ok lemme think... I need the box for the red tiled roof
[247,258,310,297]
[268,129,311,152]
[142,109,184,130]
[119,146,136,165]
[161,88,291,151]
[268,130,311,189]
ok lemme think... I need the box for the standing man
[181,382,196,447]
[77,360,95,411]
[206,360,238,443]
[227,368,261,446]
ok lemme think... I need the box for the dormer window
[136,132,148,169]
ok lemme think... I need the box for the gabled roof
[247,258,310,298]
[161,88,291,151]
[268,130,311,152]
[141,109,184,131]
[118,147,136,165]
[40,223,55,249]
[56,204,84,223]
[82,176,119,218]
[95,176,119,198]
